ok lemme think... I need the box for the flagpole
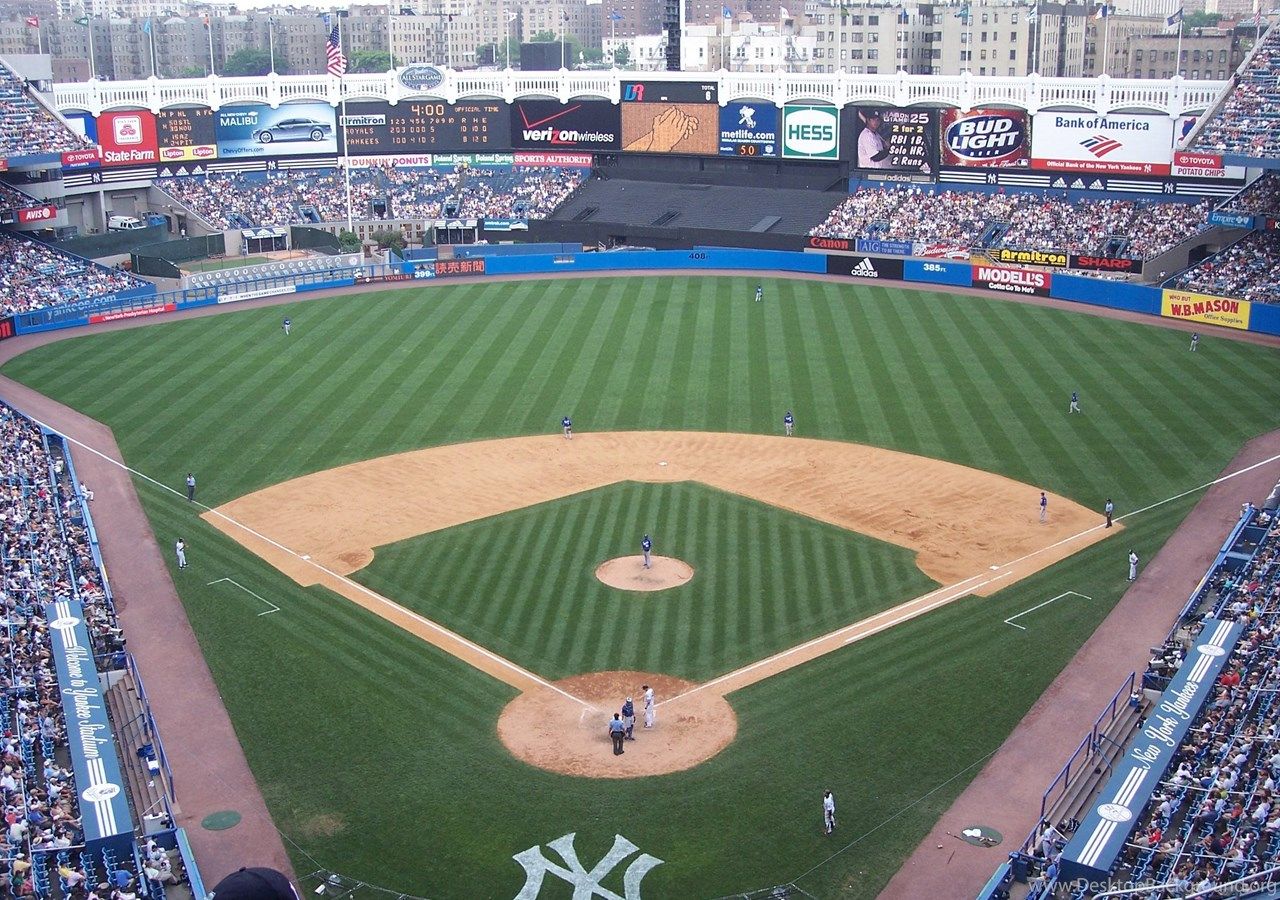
[87,18,96,80]
[1102,7,1110,76]
[388,4,394,70]
[148,21,156,77]
[207,17,215,75]
[1175,17,1183,75]
[269,17,276,73]
[338,13,354,233]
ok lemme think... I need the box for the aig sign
[782,104,839,159]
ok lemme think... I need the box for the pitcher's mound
[595,556,694,592]
[497,671,736,778]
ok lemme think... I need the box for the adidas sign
[849,257,879,278]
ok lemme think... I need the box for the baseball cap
[209,868,299,900]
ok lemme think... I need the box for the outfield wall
[6,246,1279,340]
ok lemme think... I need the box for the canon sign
[972,265,1052,296]
[808,235,853,251]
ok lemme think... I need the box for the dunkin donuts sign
[972,265,1052,296]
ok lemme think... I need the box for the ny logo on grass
[512,832,663,900]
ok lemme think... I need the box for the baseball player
[621,697,636,740]
[1129,550,1139,581]
[282,317,291,336]
[642,684,655,728]
[784,411,794,436]
[1039,491,1048,524]
[562,415,573,439]
[1069,391,1081,414]
[823,790,836,835]
[1190,332,1199,352]
[1104,498,1115,528]
[185,473,196,502]
[175,539,187,569]
[641,533,652,569]
[755,283,763,303]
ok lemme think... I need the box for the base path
[203,431,1115,777]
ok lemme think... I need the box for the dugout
[242,226,289,255]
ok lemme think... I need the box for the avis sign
[513,833,663,899]
[782,104,839,159]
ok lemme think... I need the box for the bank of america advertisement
[215,102,339,159]
[1030,112,1174,175]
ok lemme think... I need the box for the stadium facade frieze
[50,69,1226,120]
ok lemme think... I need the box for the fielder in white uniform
[643,684,655,728]
[823,790,836,835]
[175,539,187,569]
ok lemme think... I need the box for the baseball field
[4,274,1280,898]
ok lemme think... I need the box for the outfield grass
[355,481,938,681]
[4,276,1279,898]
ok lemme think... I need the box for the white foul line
[1003,590,1092,630]
[207,577,281,616]
[29,419,598,711]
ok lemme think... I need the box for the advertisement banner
[1070,254,1144,275]
[341,153,434,168]
[1030,112,1174,175]
[856,238,913,256]
[341,100,509,154]
[621,102,718,155]
[430,153,513,169]
[1161,289,1251,330]
[218,284,297,304]
[782,104,840,160]
[511,100,621,152]
[825,255,904,279]
[156,107,218,162]
[982,247,1070,269]
[0,315,13,341]
[905,259,971,286]
[97,110,159,167]
[848,107,935,172]
[806,235,854,252]
[719,102,778,158]
[435,257,486,277]
[513,151,593,167]
[61,147,100,169]
[621,81,717,104]
[88,302,176,324]
[972,265,1052,296]
[215,103,338,159]
[939,108,1030,167]
[1208,210,1257,229]
[16,204,57,224]
[1172,150,1245,180]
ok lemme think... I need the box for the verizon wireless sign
[972,265,1052,296]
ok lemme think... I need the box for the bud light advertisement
[939,108,1029,167]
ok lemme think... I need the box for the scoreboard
[340,101,511,154]
[156,107,217,162]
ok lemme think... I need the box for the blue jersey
[1071,392,1078,403]
[562,417,572,429]
[642,537,652,552]
[784,413,794,426]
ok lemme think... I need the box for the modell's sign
[1070,254,1143,274]
[940,108,1029,167]
[972,265,1052,296]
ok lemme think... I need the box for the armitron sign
[1160,289,1251,330]
[987,247,1069,268]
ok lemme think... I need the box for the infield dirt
[203,430,1115,777]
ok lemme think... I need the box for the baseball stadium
[1,20,1280,900]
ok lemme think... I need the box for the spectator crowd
[0,233,144,317]
[1222,173,1280,216]
[155,166,584,230]
[810,186,1210,261]
[1193,23,1280,158]
[1174,230,1280,304]
[0,63,91,160]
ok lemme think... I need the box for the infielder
[562,415,573,439]
[823,790,836,835]
[755,283,763,303]
[1069,391,1081,414]
[784,411,794,436]
[1104,498,1114,528]
[1039,491,1048,524]
[641,533,652,569]
[642,684,655,728]
[1129,550,1139,581]
[175,539,187,569]
[185,473,196,502]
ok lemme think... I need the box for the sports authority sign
[1160,289,1251,330]
[972,265,1052,296]
[940,108,1029,167]
[1030,113,1173,176]
[782,104,839,159]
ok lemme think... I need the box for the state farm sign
[972,265,1052,296]
[97,111,159,167]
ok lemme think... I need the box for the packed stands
[155,166,584,229]
[810,186,1211,260]
[1193,24,1280,158]
[1174,230,1280,303]
[0,233,145,316]
[0,61,91,159]
[0,181,39,210]
[1221,172,1280,216]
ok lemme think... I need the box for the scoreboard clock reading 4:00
[339,101,511,153]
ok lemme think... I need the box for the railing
[50,69,1227,117]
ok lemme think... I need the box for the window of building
[851,48,862,58]
[1009,48,1017,59]
[979,65,987,74]
[868,48,878,58]
[850,15,862,24]
[868,15,879,24]
[850,32,863,42]
[868,32,878,42]
[980,30,987,41]
[980,49,987,59]
[868,64,879,72]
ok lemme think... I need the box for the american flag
[324,14,347,76]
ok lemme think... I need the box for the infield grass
[4,275,1279,898]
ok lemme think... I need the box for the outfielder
[1069,391,1081,414]
[823,790,836,835]
[755,283,763,303]
[562,415,573,439]
[282,317,291,336]
[784,411,794,436]
[643,684,655,728]
[641,533,652,569]
[1190,332,1199,352]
